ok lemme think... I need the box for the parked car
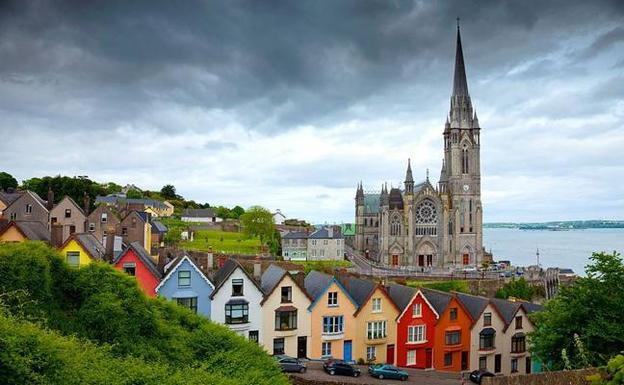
[323,359,360,377]
[469,370,495,384]
[274,355,306,373]
[368,364,408,381]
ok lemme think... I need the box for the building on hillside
[210,259,263,342]
[281,231,308,261]
[273,209,286,225]
[151,220,168,248]
[119,211,152,254]
[3,190,50,228]
[354,25,485,269]
[307,226,344,261]
[260,264,311,358]
[156,255,215,317]
[94,195,174,217]
[0,189,23,218]
[181,208,222,223]
[58,233,105,268]
[113,242,162,297]
[305,271,358,361]
[0,220,51,243]
[87,205,122,244]
[50,195,87,244]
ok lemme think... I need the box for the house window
[66,251,80,267]
[484,312,492,326]
[445,331,461,345]
[327,291,338,307]
[444,352,453,366]
[372,298,382,312]
[122,227,128,236]
[225,303,249,324]
[479,356,487,371]
[511,334,526,353]
[51,217,58,224]
[248,330,258,343]
[10,213,17,220]
[178,270,191,287]
[65,209,71,218]
[273,338,285,355]
[281,286,292,303]
[25,204,32,214]
[275,310,297,331]
[515,316,523,329]
[101,213,108,223]
[479,329,495,350]
[367,320,386,340]
[123,262,136,276]
[412,303,422,317]
[232,279,244,296]
[69,225,76,234]
[89,223,95,232]
[321,342,332,357]
[450,307,458,320]
[366,346,376,361]
[322,316,343,334]
[176,297,198,313]
[408,325,426,343]
[407,350,416,366]
[511,358,518,373]
[324,239,328,245]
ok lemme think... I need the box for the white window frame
[367,320,387,340]
[372,298,382,313]
[407,350,417,366]
[412,303,422,318]
[366,346,376,361]
[327,291,338,307]
[322,342,332,357]
[408,325,426,343]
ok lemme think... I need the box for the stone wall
[481,368,597,385]
[289,375,375,385]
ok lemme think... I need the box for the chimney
[104,227,116,262]
[327,226,333,238]
[206,252,214,270]
[293,271,305,288]
[50,224,63,247]
[253,258,262,280]
[47,188,54,211]
[83,192,90,215]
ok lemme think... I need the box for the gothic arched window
[390,215,401,236]
[462,147,469,174]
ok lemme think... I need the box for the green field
[293,260,354,274]
[404,279,470,293]
[183,229,263,254]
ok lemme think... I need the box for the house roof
[489,297,523,325]
[455,292,490,322]
[386,283,417,311]
[6,190,49,212]
[309,227,342,239]
[260,264,312,304]
[304,270,333,300]
[155,255,214,293]
[0,220,51,242]
[62,233,105,261]
[420,288,453,316]
[209,258,262,299]
[53,195,86,216]
[151,220,168,234]
[0,190,22,206]
[283,231,308,240]
[94,195,169,210]
[337,275,376,307]
[113,241,162,279]
[181,208,216,218]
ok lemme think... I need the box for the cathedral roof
[453,22,469,98]
[389,188,403,210]
[363,193,380,214]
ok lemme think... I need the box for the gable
[50,196,85,218]
[354,286,400,317]
[156,256,214,293]
[397,290,440,322]
[307,278,358,312]
[211,266,263,300]
[261,273,311,306]
[0,225,27,242]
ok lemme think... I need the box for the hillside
[0,242,288,385]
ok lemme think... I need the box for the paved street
[291,361,465,385]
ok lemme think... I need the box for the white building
[307,226,344,261]
[273,209,286,225]
[181,208,222,223]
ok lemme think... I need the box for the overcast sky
[1,0,623,223]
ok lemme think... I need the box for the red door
[418,255,424,266]
[462,253,470,265]
[425,349,432,368]
[386,344,395,364]
[392,255,399,266]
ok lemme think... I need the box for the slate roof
[490,297,522,325]
[0,190,22,206]
[386,283,417,311]
[210,258,263,298]
[519,301,544,314]
[1,221,51,242]
[420,288,453,316]
[389,188,404,210]
[151,220,168,234]
[114,242,162,279]
[337,275,376,307]
[363,193,380,214]
[283,231,308,240]
[72,233,106,260]
[261,264,287,294]
[309,227,342,239]
[136,211,150,223]
[304,270,333,301]
[94,196,169,209]
[455,292,490,321]
[181,208,216,218]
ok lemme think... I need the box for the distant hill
[484,220,624,229]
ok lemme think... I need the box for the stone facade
[354,26,484,269]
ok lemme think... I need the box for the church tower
[439,21,483,266]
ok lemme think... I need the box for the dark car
[368,364,409,381]
[274,355,306,373]
[323,359,361,377]
[469,370,495,384]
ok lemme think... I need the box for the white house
[273,209,286,225]
[181,208,222,223]
[210,259,264,344]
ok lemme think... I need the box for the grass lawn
[182,229,262,255]
[293,260,354,274]
[404,279,470,293]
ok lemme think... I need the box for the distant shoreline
[484,220,624,230]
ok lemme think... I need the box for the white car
[462,266,478,273]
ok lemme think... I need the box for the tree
[530,252,624,371]
[160,184,177,199]
[125,188,143,199]
[495,277,536,300]
[588,354,624,385]
[21,175,108,206]
[240,206,276,245]
[230,205,245,219]
[215,206,232,219]
[0,172,18,191]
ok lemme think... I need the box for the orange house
[431,292,473,372]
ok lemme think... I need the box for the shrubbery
[0,242,288,385]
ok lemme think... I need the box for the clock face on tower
[463,184,470,192]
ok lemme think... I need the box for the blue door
[343,340,352,362]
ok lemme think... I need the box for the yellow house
[304,271,358,361]
[0,221,50,243]
[58,233,106,267]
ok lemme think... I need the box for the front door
[494,354,501,373]
[418,254,424,267]
[461,351,468,370]
[297,336,307,359]
[343,340,352,362]
[425,349,433,368]
[462,253,470,265]
[525,357,532,374]
[392,254,399,266]
[386,344,395,364]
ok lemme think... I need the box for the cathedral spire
[453,18,469,98]
[449,19,474,128]
[404,159,414,194]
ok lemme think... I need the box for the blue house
[156,255,215,317]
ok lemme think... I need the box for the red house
[389,285,446,369]
[113,241,162,297]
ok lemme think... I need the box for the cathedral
[354,24,484,268]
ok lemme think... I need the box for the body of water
[483,228,624,276]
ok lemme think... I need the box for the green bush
[0,242,288,385]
